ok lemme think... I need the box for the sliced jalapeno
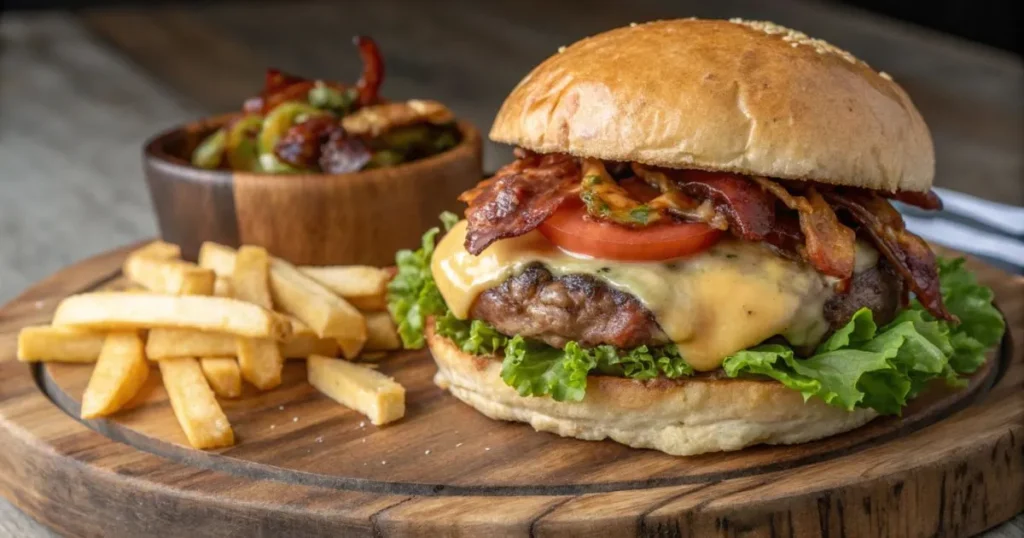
[191,129,227,169]
[225,115,264,171]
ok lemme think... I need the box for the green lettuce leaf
[435,311,692,402]
[722,258,1004,414]
[386,212,458,349]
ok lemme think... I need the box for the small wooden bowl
[143,114,482,266]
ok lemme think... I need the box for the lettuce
[722,257,1004,414]
[386,212,458,348]
[436,311,692,402]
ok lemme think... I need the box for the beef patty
[470,262,903,351]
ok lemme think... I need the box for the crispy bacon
[752,177,856,281]
[673,170,776,241]
[354,36,385,107]
[886,189,943,211]
[461,153,581,254]
[824,190,953,321]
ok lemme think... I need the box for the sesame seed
[34,301,44,309]
[557,46,566,53]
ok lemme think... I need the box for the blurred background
[0,0,1021,290]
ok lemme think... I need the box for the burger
[387,19,1005,456]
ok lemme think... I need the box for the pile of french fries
[17,240,406,449]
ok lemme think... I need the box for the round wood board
[0,244,1020,538]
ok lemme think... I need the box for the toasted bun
[426,324,877,456]
[491,19,934,192]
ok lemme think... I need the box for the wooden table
[0,1,1020,536]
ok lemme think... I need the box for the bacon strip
[461,153,580,254]
[673,170,776,241]
[752,177,856,280]
[824,190,953,321]
[885,189,943,211]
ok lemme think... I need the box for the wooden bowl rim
[142,113,482,184]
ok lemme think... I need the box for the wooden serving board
[0,244,1020,538]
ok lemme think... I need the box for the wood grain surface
[1,1,1022,535]
[0,244,1020,537]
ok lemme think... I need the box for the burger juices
[387,19,1005,456]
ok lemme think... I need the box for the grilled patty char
[471,262,903,351]
[470,263,669,349]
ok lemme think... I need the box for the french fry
[230,245,282,389]
[147,326,334,360]
[197,241,236,278]
[159,358,234,449]
[17,325,106,362]
[198,243,367,351]
[299,266,390,311]
[124,253,215,296]
[131,240,181,260]
[232,246,273,309]
[281,334,340,359]
[146,328,236,359]
[236,338,283,390]
[270,258,366,349]
[200,357,242,398]
[363,312,401,351]
[213,277,233,298]
[307,355,405,425]
[80,332,150,419]
[53,292,291,340]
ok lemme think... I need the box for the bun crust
[427,324,877,456]
[490,19,934,192]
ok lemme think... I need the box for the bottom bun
[426,322,877,456]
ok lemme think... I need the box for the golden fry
[123,254,215,296]
[270,258,366,346]
[130,240,181,260]
[236,338,283,390]
[53,292,291,340]
[198,243,367,349]
[363,311,401,351]
[80,332,150,419]
[307,355,405,425]
[213,277,233,298]
[159,357,235,449]
[197,241,237,278]
[299,266,390,311]
[17,325,105,362]
[147,326,335,360]
[200,357,242,398]
[145,328,236,360]
[233,245,273,309]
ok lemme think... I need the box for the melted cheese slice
[433,220,855,371]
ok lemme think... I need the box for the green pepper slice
[225,115,264,171]
[191,129,226,169]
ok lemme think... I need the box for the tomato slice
[538,199,724,262]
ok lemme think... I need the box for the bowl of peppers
[143,36,482,266]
